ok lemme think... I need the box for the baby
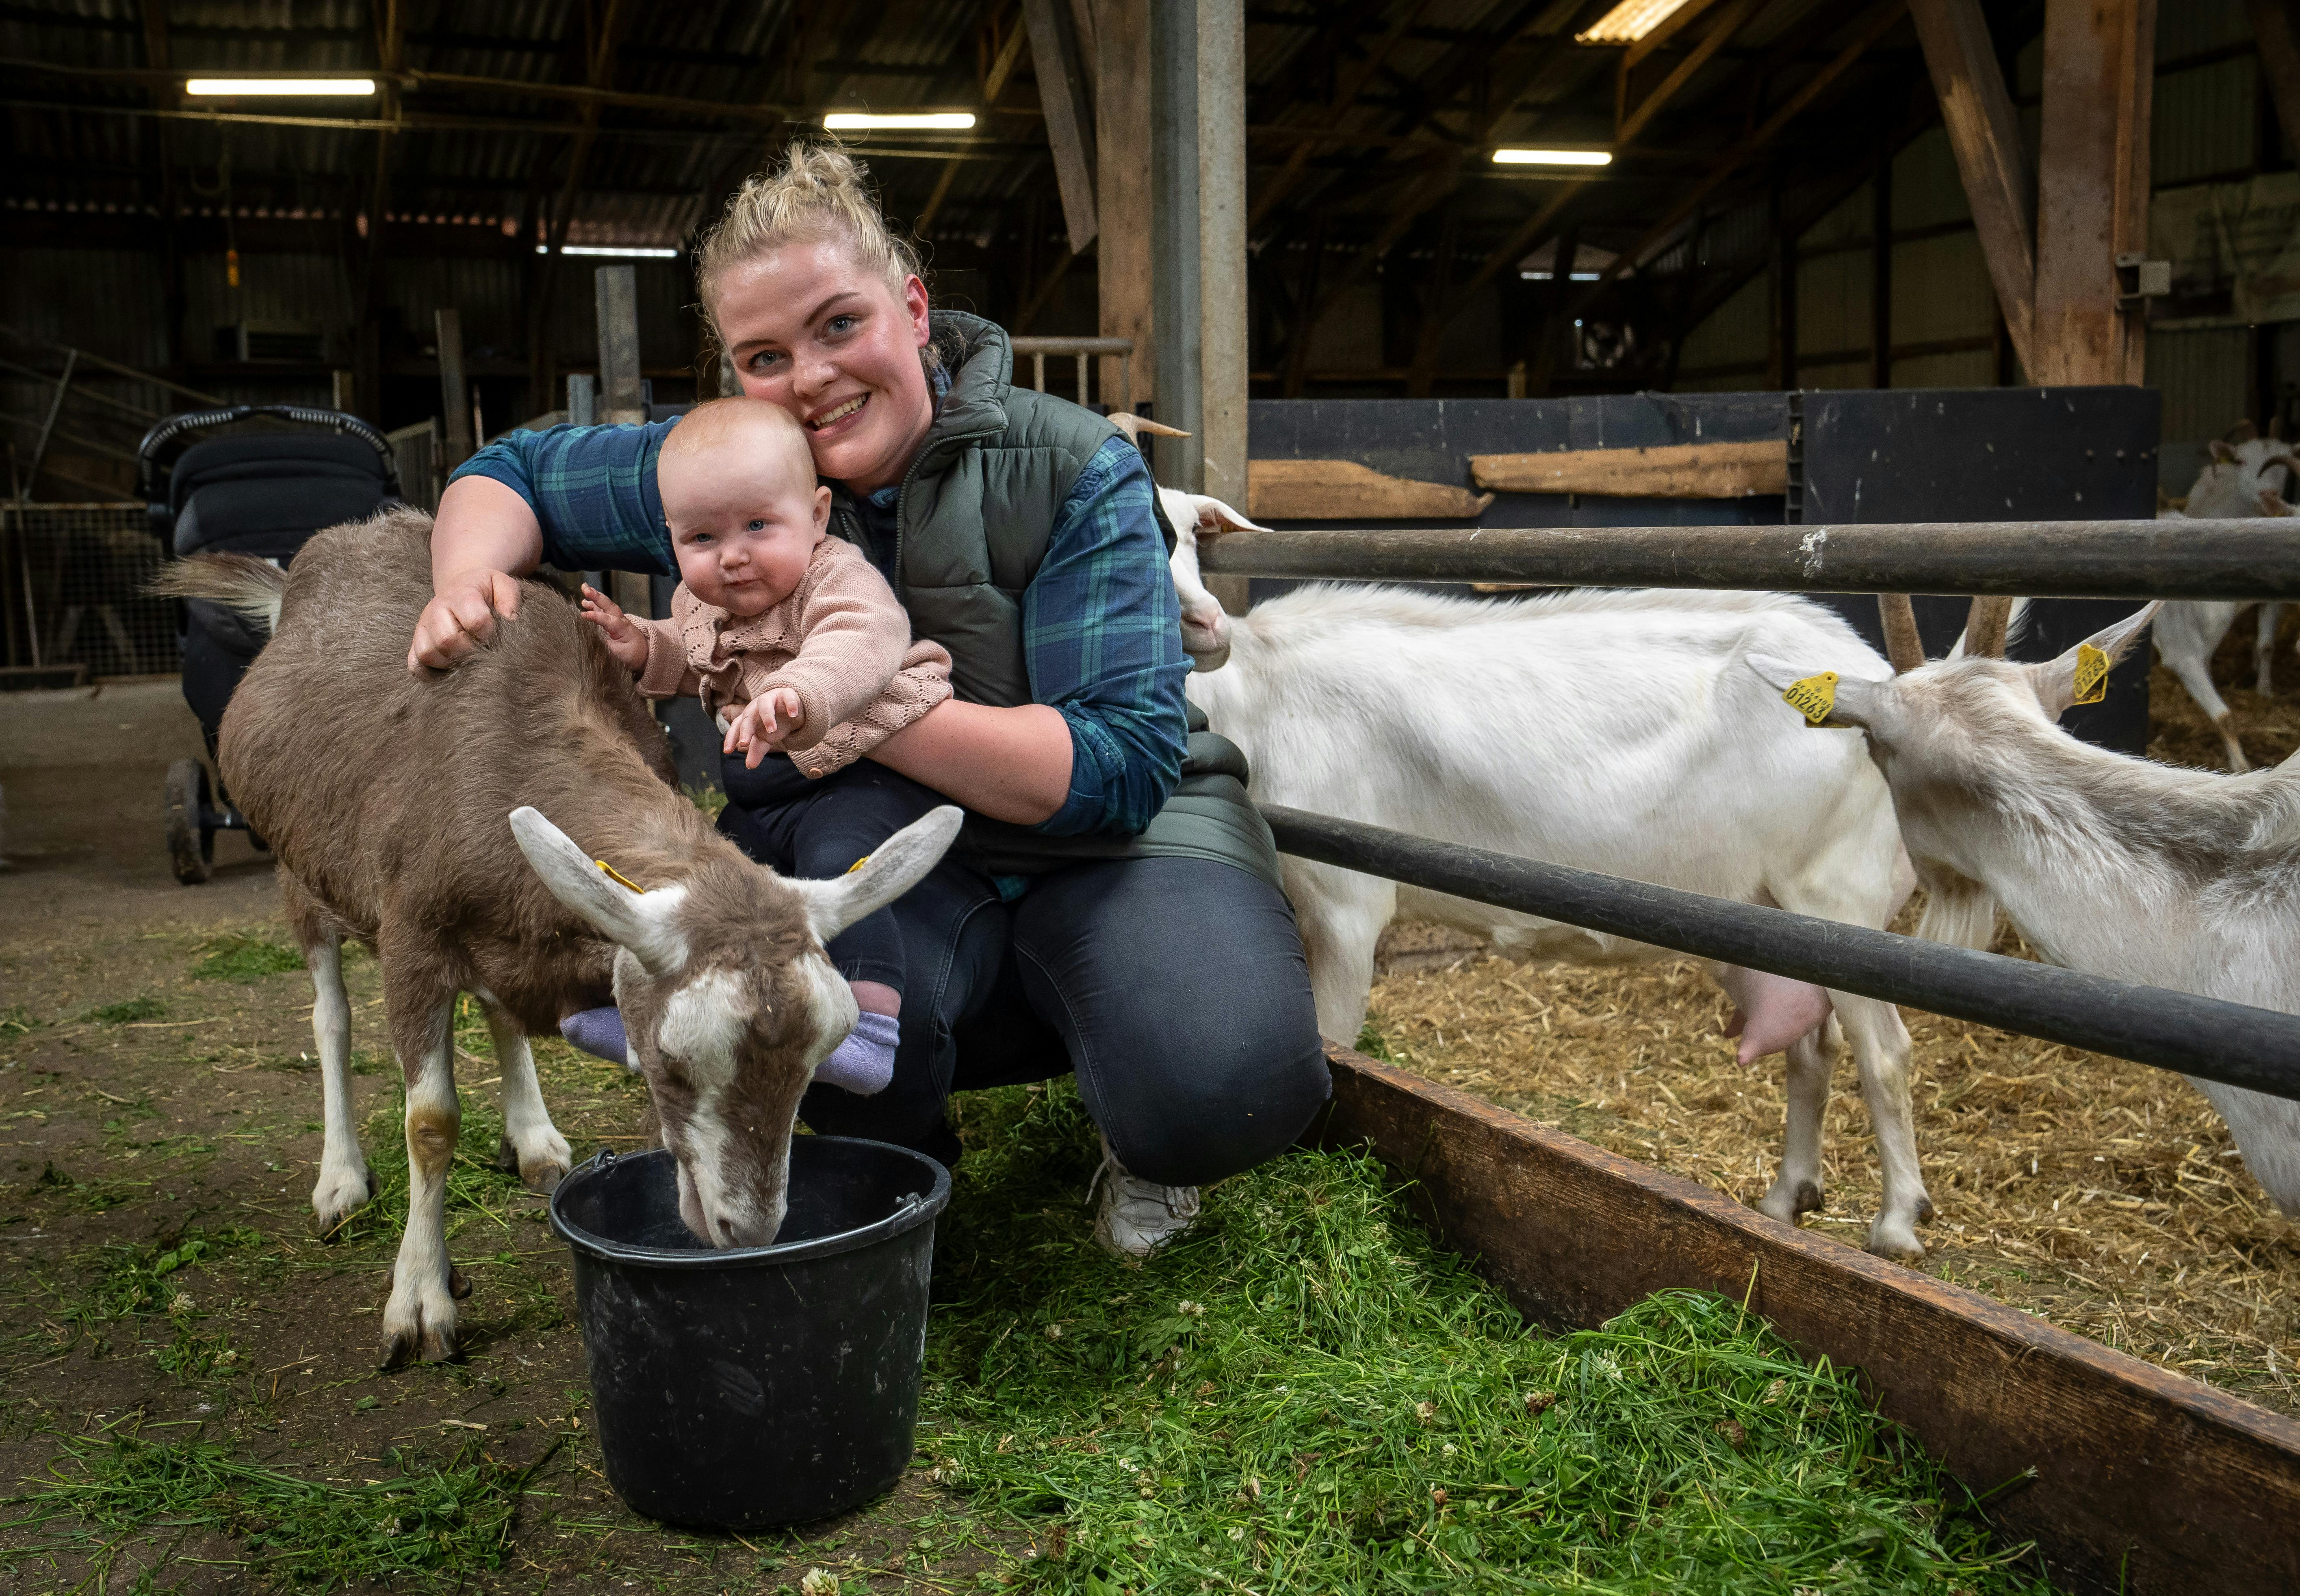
[566,396,952,1093]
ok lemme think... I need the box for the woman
[407,145,1329,1256]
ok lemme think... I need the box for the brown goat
[158,510,958,1368]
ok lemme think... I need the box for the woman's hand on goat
[724,689,804,768]
[578,584,650,671]
[408,569,524,672]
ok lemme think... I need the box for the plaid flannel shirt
[451,425,1188,837]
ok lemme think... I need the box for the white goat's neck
[1893,685,2300,993]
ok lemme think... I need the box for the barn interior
[4,3,2300,1593]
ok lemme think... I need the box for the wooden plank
[2034,0,2155,385]
[1909,0,2039,376]
[1246,458,1494,521]
[1096,0,1153,411]
[1471,439,1788,497]
[1023,0,1099,254]
[1308,1042,2300,1596]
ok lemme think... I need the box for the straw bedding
[1359,618,2300,1419]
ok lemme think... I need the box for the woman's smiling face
[713,239,936,495]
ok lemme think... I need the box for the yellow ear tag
[846,856,871,875]
[2072,643,2111,705]
[595,859,644,893]
[1782,671,1840,726]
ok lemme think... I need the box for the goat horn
[1108,411,1192,445]
[1964,596,2016,659]
[1876,594,1925,674]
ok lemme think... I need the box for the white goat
[1747,606,2300,1217]
[2155,438,2295,770]
[1161,492,1936,1259]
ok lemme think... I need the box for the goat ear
[1189,494,1270,534]
[2209,438,2239,464]
[2034,603,2160,719]
[786,805,964,944]
[507,807,688,976]
[1743,655,1886,728]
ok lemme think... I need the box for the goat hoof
[379,1321,458,1371]
[1914,1193,1937,1224]
[1864,1221,1925,1263]
[309,1164,376,1239]
[448,1265,473,1301]
[493,1135,520,1175]
[1754,1179,1822,1226]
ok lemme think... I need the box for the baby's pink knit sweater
[630,534,952,778]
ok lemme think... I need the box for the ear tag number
[595,859,644,893]
[1782,671,1840,726]
[2072,643,2111,705]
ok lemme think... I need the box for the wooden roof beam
[1909,0,2036,375]
[1251,0,1438,230]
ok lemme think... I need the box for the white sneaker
[1089,1133,1201,1259]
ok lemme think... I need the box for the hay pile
[1360,622,2300,1419]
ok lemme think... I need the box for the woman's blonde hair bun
[696,141,925,322]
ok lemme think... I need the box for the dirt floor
[0,612,2293,1589]
[0,681,1001,1593]
[1364,616,2300,1420]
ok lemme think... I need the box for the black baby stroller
[141,405,401,883]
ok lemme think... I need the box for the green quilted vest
[828,312,1281,891]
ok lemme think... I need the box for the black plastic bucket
[549,1136,951,1529]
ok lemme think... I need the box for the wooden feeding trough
[1311,1042,2300,1596]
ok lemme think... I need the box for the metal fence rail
[1197,518,2300,600]
[1262,805,2300,1104]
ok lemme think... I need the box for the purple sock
[817,1011,900,1096]
[560,1006,631,1068]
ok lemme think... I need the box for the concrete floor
[0,677,276,926]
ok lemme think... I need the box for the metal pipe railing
[1008,335,1132,411]
[1261,805,2300,1102]
[1197,519,2300,600]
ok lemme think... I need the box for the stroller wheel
[165,758,215,885]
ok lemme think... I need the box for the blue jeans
[719,759,1331,1186]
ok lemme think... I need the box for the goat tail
[1913,871,2001,952]
[147,553,286,635]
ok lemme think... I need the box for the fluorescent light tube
[1492,148,1613,167]
[185,78,377,96]
[1576,0,1696,44]
[538,245,681,258]
[822,112,976,131]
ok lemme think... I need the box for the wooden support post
[594,265,646,425]
[1767,187,1797,390]
[1097,0,1154,413]
[435,310,473,468]
[1871,140,1892,390]
[2246,0,2300,161]
[1152,0,1205,488]
[1024,0,1100,254]
[1908,0,2038,376]
[2033,0,2155,386]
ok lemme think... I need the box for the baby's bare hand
[723,690,805,768]
[579,584,649,671]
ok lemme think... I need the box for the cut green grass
[191,932,306,983]
[0,1429,557,1592]
[923,1084,2055,1595]
[80,996,167,1026]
